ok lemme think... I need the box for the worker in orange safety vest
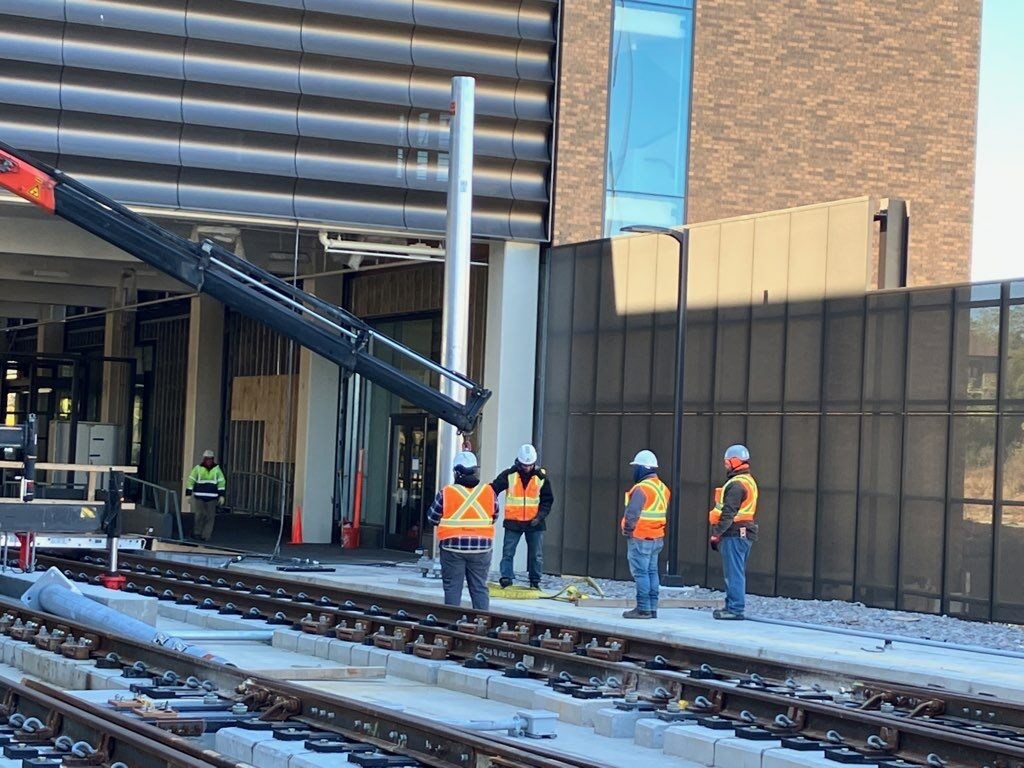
[491,443,553,590]
[426,451,497,610]
[620,449,670,619]
[708,444,759,620]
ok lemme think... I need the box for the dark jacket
[713,468,759,541]
[490,465,554,532]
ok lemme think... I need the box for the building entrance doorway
[384,413,437,551]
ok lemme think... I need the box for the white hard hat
[517,444,538,465]
[202,449,215,459]
[630,449,658,468]
[453,451,478,470]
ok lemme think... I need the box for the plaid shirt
[427,487,497,553]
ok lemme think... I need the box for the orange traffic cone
[291,505,304,544]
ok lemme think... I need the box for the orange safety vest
[437,483,496,541]
[621,477,670,539]
[708,474,758,525]
[504,471,544,522]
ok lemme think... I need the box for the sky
[971,0,1024,281]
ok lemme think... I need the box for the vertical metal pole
[433,76,476,562]
[667,230,689,582]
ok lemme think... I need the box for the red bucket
[341,522,360,549]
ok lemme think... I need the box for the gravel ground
[514,572,1024,653]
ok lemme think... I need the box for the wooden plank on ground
[578,597,725,609]
[252,666,386,682]
[0,461,138,473]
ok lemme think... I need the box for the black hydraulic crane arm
[0,141,489,432]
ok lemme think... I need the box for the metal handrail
[123,476,183,540]
[229,470,293,519]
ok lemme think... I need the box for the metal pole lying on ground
[432,76,476,567]
[22,567,231,665]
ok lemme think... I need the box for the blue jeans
[500,528,543,582]
[627,538,663,612]
[720,535,752,615]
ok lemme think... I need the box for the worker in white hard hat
[426,450,498,609]
[620,449,670,619]
[490,443,553,590]
[185,449,226,542]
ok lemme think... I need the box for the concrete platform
[180,557,1024,702]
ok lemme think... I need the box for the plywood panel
[687,223,720,310]
[717,219,755,308]
[752,213,791,305]
[787,207,829,301]
[826,198,872,297]
[230,374,298,463]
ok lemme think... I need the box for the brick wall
[551,0,613,245]
[686,0,981,285]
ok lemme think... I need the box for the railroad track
[23,551,1024,768]
[0,594,608,768]
[0,675,235,768]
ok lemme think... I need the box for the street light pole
[621,225,689,586]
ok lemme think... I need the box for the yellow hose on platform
[487,582,592,602]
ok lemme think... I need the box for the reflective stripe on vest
[504,472,543,522]
[621,477,670,539]
[708,474,758,525]
[437,484,496,540]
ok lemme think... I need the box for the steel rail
[17,556,1024,768]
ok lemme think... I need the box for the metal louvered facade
[0,0,558,240]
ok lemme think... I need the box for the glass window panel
[945,503,992,619]
[953,290,1000,405]
[906,290,952,409]
[949,415,996,501]
[1005,301,1024,403]
[604,191,683,237]
[863,293,907,411]
[822,297,864,411]
[816,415,859,601]
[606,3,692,198]
[777,416,819,599]
[996,501,1024,623]
[856,415,902,608]
[1002,416,1024,503]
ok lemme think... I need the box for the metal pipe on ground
[21,567,232,665]
[171,630,273,642]
[748,615,1024,660]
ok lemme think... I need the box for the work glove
[218,496,225,506]
[709,535,721,552]
[185,488,192,496]
[529,518,540,527]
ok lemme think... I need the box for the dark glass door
[385,413,436,551]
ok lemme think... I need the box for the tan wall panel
[752,213,791,305]
[623,237,658,315]
[787,207,830,301]
[653,236,680,313]
[687,223,721,310]
[825,198,872,297]
[717,218,755,307]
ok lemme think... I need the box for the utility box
[49,421,125,490]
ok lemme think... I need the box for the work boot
[622,608,652,619]
[713,609,744,620]
[529,581,541,590]
[499,577,513,589]
[649,610,658,619]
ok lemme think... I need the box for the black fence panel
[538,237,1024,621]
